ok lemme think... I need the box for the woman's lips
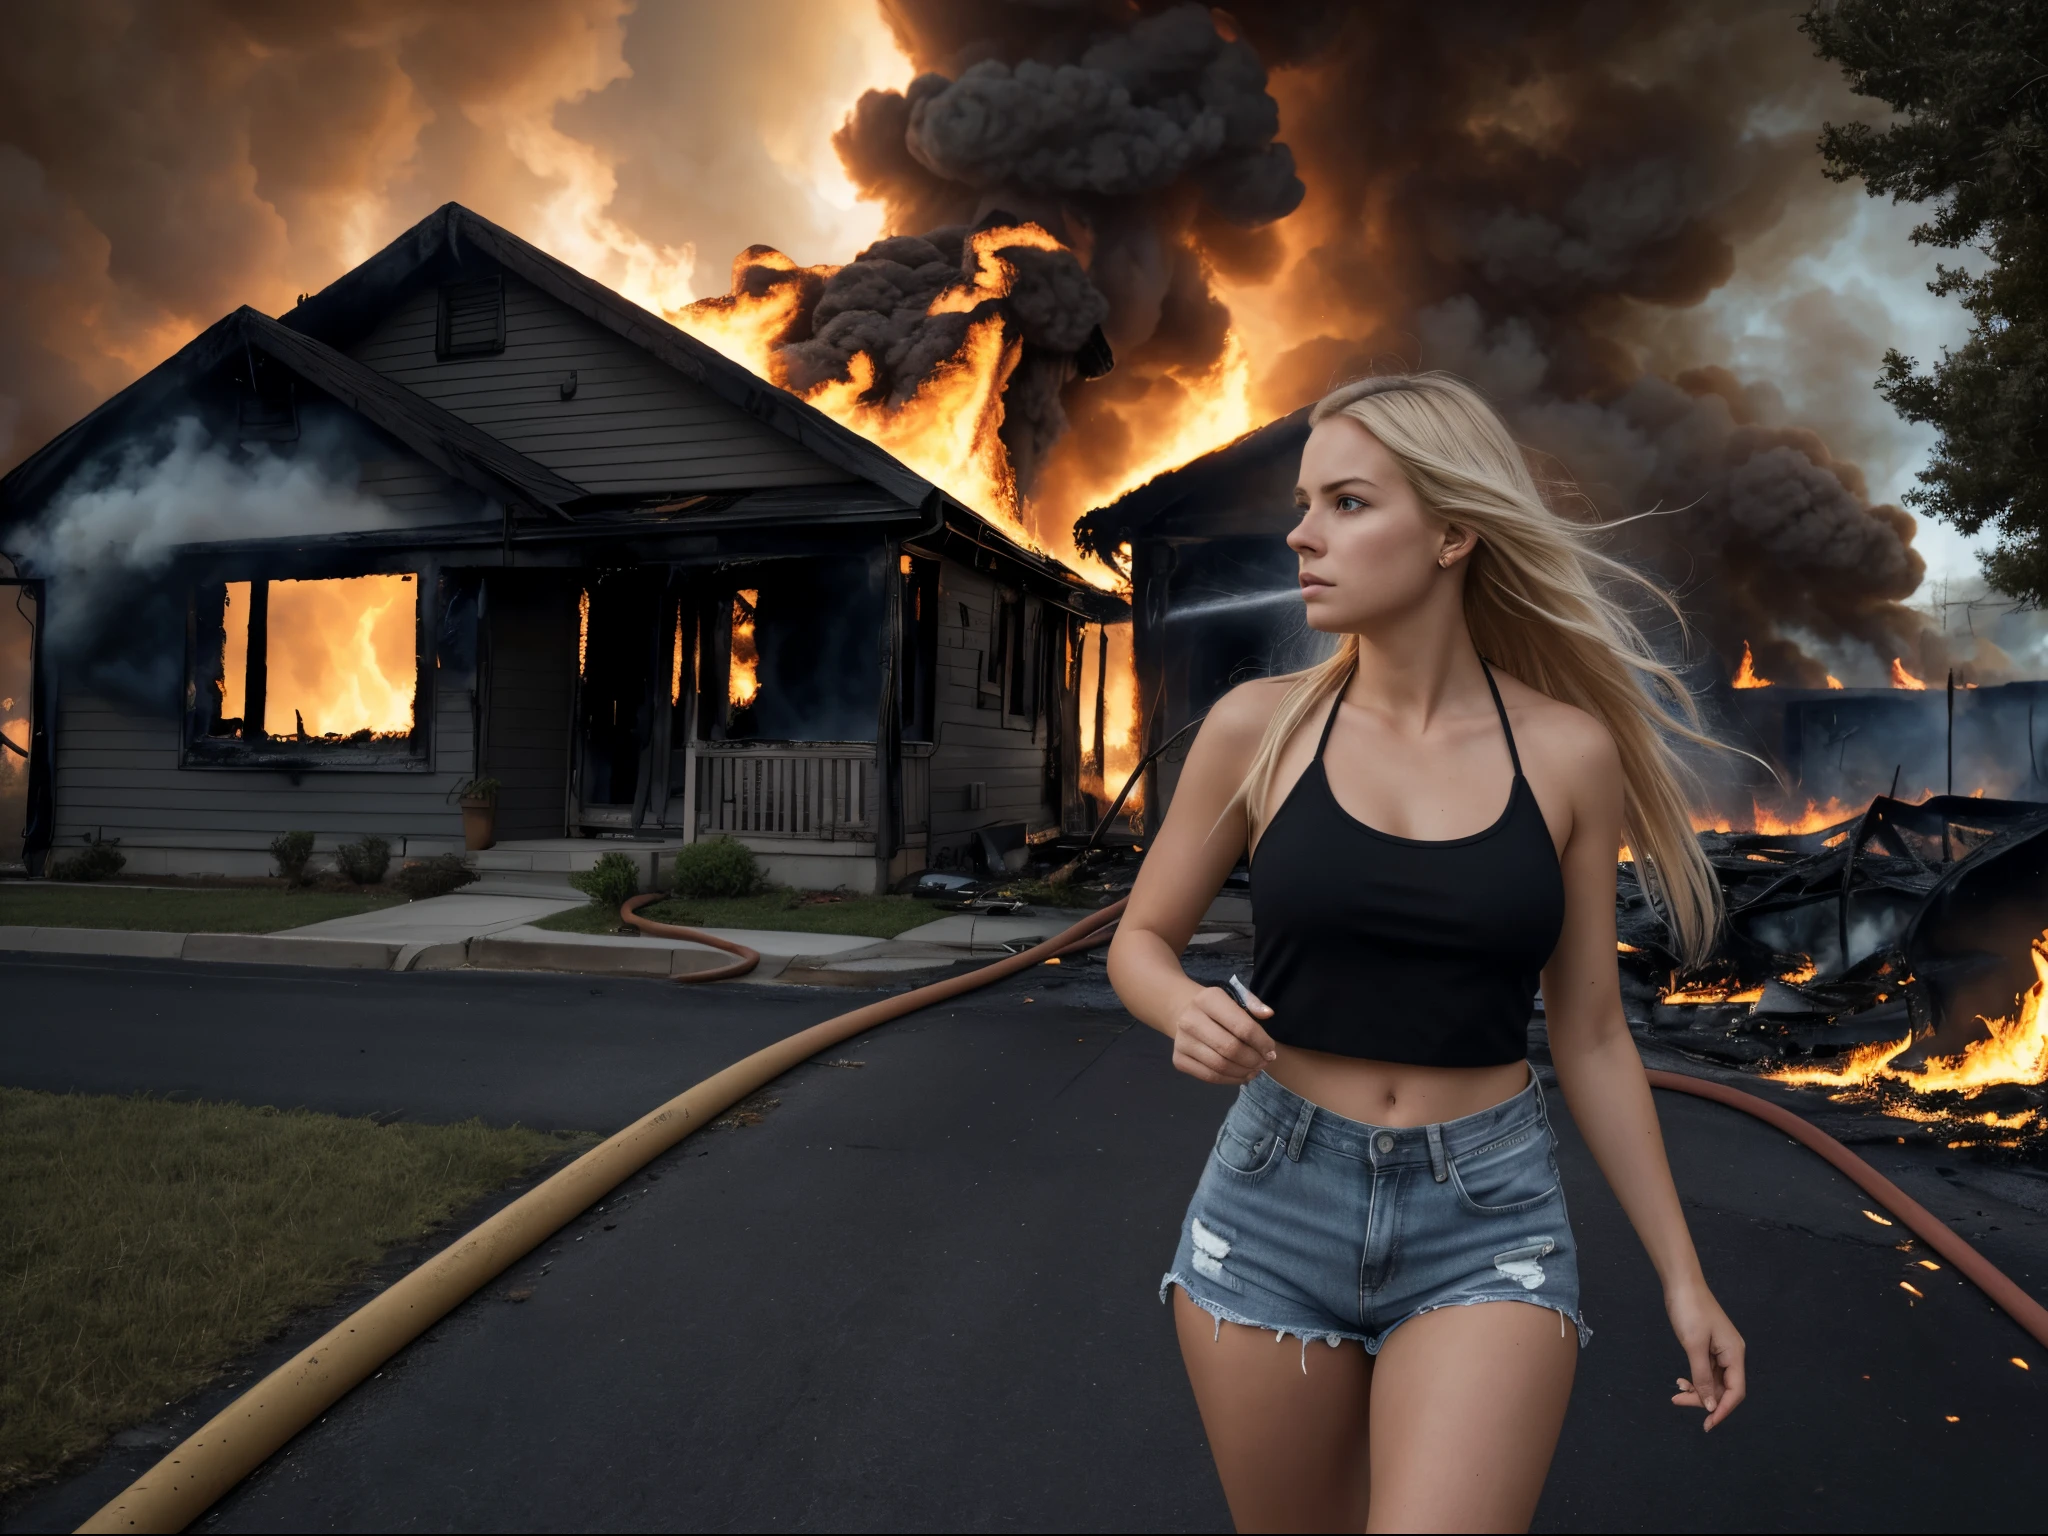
[1299,575,1331,591]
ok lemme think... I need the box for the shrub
[269,830,316,885]
[334,835,392,886]
[394,853,477,900]
[455,777,500,804]
[670,837,758,899]
[49,840,124,882]
[569,851,640,911]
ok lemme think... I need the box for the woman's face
[1287,414,1468,633]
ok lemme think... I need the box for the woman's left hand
[1666,1279,1746,1430]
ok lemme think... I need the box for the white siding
[348,277,855,494]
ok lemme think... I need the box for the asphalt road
[4,952,2046,1532]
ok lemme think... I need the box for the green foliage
[48,840,124,883]
[569,850,640,911]
[1804,0,2048,599]
[0,1088,579,1491]
[669,837,759,899]
[334,835,391,886]
[455,777,500,803]
[269,830,315,885]
[394,853,477,901]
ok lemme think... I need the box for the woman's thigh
[1173,1288,1374,1533]
[1366,1300,1577,1533]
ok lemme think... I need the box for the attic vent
[437,275,505,359]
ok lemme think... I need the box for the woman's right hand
[1171,985,1279,1084]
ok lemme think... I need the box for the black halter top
[1248,662,1565,1067]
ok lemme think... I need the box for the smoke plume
[829,0,1997,686]
[8,418,396,702]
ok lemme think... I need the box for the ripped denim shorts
[1162,1069,1590,1362]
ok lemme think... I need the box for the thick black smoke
[690,1,1302,503]
[814,0,1987,686]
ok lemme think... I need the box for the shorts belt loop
[1425,1122,1449,1183]
[1286,1099,1315,1162]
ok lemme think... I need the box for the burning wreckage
[1625,794,2048,1155]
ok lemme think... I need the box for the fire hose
[78,908,2046,1532]
[78,899,1126,1535]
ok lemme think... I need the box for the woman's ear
[1438,522,1480,569]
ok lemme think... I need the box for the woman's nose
[1286,514,1321,555]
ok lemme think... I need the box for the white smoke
[11,416,396,649]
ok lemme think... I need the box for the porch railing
[695,742,876,841]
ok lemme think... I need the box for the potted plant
[455,777,501,851]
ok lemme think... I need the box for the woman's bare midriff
[1267,1043,1532,1128]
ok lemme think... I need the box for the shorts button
[1375,1133,1394,1153]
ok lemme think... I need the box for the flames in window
[728,589,760,709]
[577,588,590,677]
[219,575,416,740]
[671,606,686,707]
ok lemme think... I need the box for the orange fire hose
[77,898,1127,1535]
[1645,1069,2048,1350]
[74,901,2047,1532]
[620,892,760,982]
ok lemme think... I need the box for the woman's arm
[1539,716,1747,1430]
[1107,682,1283,1085]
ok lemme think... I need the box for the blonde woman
[1107,373,1745,1532]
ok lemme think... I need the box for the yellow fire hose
[78,899,1126,1534]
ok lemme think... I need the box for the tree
[1802,0,2047,601]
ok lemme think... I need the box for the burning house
[0,204,1126,890]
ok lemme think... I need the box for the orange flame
[1891,657,1928,690]
[577,588,590,677]
[1732,641,1768,688]
[728,589,760,709]
[671,607,685,708]
[1659,979,1766,1006]
[1691,796,1860,836]
[222,576,416,739]
[1766,931,2048,1095]
[1826,675,1844,689]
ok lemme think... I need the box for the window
[696,556,882,742]
[437,275,506,359]
[186,573,426,768]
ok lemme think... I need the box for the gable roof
[285,204,943,511]
[0,306,585,527]
[1073,407,1310,561]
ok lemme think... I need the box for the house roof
[0,306,585,527]
[3,202,1125,619]
[282,205,1122,613]
[1073,407,1310,560]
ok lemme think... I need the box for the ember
[1732,642,1768,689]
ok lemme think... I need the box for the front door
[572,569,668,831]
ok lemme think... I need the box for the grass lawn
[0,885,407,933]
[534,891,941,939]
[0,1090,585,1492]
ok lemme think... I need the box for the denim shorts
[1162,1070,1590,1363]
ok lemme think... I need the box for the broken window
[697,556,881,742]
[186,572,425,767]
[1,581,35,869]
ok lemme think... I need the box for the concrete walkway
[0,891,1180,984]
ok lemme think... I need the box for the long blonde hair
[1240,371,1724,966]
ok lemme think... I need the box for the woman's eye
[1335,495,1364,512]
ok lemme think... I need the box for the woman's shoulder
[1490,669,1621,781]
[1200,675,1294,743]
